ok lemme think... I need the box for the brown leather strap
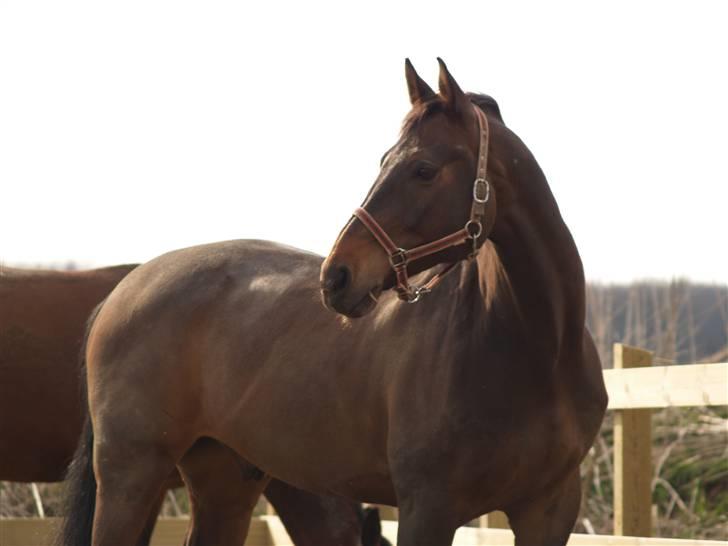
[417,261,460,293]
[470,106,490,233]
[353,103,491,302]
[406,229,470,262]
[353,207,401,258]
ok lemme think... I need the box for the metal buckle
[473,178,490,204]
[399,286,430,303]
[389,248,408,269]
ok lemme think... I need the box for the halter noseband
[353,105,491,303]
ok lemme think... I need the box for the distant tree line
[586,280,727,366]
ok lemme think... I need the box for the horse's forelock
[401,98,446,135]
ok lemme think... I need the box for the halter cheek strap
[353,105,491,303]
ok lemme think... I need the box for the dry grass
[576,407,728,540]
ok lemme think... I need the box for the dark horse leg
[178,438,270,546]
[136,471,185,546]
[393,492,457,546]
[265,480,387,546]
[135,489,166,546]
[91,431,182,546]
[507,469,581,546]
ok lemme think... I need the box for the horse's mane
[468,93,504,123]
[402,92,504,135]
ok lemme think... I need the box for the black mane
[468,92,504,123]
[402,92,505,134]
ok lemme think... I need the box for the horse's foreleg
[178,438,270,546]
[507,469,581,546]
[394,494,457,546]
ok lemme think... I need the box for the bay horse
[0,265,388,546]
[59,59,606,546]
[0,265,134,483]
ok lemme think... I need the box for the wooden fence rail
[603,362,728,409]
[1,517,726,546]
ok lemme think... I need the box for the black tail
[55,301,106,546]
[56,417,96,546]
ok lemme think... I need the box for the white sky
[1,1,726,283]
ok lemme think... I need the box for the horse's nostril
[325,265,351,296]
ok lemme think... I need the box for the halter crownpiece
[353,104,491,303]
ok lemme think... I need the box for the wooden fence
[2,343,726,546]
[2,516,726,546]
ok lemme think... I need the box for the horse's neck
[474,159,586,362]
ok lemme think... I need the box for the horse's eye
[415,163,437,181]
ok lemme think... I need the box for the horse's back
[94,240,322,332]
[86,240,328,422]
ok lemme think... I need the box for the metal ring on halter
[465,220,483,239]
[473,178,490,203]
[402,286,430,304]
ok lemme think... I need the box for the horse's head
[321,59,498,318]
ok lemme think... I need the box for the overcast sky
[1,1,726,283]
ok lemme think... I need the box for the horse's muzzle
[320,263,379,318]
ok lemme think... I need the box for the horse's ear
[405,58,435,106]
[437,57,469,113]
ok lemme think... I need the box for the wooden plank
[479,510,510,529]
[373,504,399,521]
[604,362,728,409]
[260,515,294,545]
[3,518,726,546]
[379,522,727,546]
[0,518,57,546]
[613,344,653,537]
[150,518,273,546]
[0,518,274,546]
[255,495,275,516]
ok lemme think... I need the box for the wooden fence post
[257,497,276,516]
[479,510,509,529]
[374,504,399,521]
[613,343,653,537]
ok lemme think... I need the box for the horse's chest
[451,395,582,505]
[390,389,582,509]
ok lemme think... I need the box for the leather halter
[353,105,491,303]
